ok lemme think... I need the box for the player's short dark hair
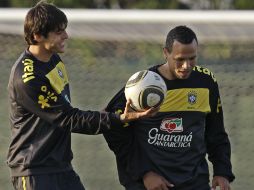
[24,1,68,45]
[165,25,198,53]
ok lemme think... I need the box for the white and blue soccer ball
[125,70,167,111]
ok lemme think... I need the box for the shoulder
[8,52,39,100]
[192,65,217,83]
[14,52,37,84]
[52,53,62,62]
[10,51,46,92]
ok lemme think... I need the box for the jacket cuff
[109,113,124,128]
[213,164,235,182]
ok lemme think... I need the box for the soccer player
[6,1,158,190]
[103,25,235,190]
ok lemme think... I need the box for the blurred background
[1,0,254,9]
[1,0,254,189]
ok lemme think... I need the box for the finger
[161,183,169,190]
[151,106,160,114]
[139,110,156,118]
[127,98,132,104]
[145,107,159,115]
[162,178,174,188]
[211,180,217,189]
[126,99,132,108]
[219,183,227,190]
[159,179,170,190]
[124,99,133,113]
[220,179,230,190]
[225,179,231,190]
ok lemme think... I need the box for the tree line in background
[0,0,254,9]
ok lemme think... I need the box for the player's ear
[163,47,169,59]
[33,33,44,43]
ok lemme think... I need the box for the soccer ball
[125,70,167,111]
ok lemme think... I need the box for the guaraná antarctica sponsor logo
[148,118,192,148]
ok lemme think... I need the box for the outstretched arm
[14,74,157,135]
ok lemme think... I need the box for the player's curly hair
[24,0,68,45]
[165,25,198,53]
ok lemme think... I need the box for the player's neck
[158,63,175,80]
[28,45,53,62]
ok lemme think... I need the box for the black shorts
[125,174,210,190]
[171,175,210,190]
[11,170,85,190]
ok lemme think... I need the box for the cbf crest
[57,67,64,79]
[188,90,197,105]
